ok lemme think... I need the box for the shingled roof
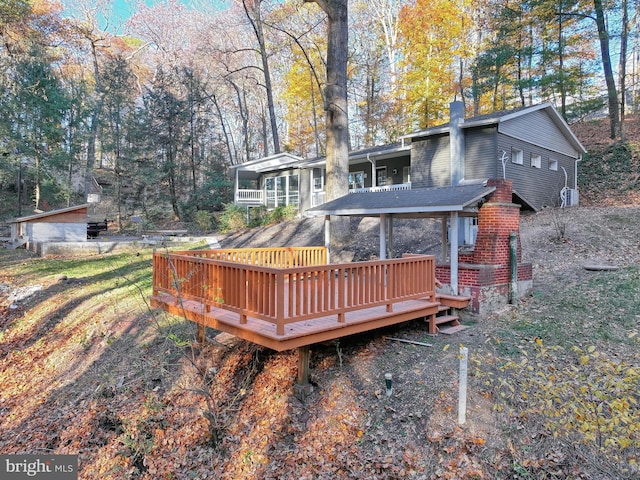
[305,184,495,218]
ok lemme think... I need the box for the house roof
[13,204,90,223]
[401,103,587,155]
[304,184,495,218]
[232,142,412,177]
[229,152,305,174]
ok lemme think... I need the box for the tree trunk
[85,38,103,200]
[305,0,350,243]
[593,0,620,139]
[619,0,629,139]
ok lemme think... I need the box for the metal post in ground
[509,232,518,305]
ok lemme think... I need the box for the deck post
[294,345,313,401]
[324,215,331,264]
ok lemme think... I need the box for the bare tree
[242,0,281,154]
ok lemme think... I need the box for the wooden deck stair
[426,293,472,334]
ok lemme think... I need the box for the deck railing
[168,246,327,268]
[349,182,411,194]
[235,189,264,205]
[153,249,435,336]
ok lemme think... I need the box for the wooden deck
[150,247,469,352]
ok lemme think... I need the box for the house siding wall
[499,109,579,158]
[410,119,577,210]
[299,168,312,212]
[464,127,498,180]
[29,223,87,242]
[498,133,576,209]
[411,134,450,188]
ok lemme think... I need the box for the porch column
[324,215,331,264]
[450,211,459,295]
[234,169,239,204]
[368,154,376,188]
[379,213,387,260]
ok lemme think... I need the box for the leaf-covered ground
[1,204,639,479]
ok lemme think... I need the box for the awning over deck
[304,183,497,295]
[304,183,495,218]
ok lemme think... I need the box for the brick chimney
[472,179,522,265]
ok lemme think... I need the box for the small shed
[10,204,89,249]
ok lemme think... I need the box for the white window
[549,158,558,171]
[511,148,523,165]
[349,171,365,189]
[312,168,325,191]
[531,154,541,169]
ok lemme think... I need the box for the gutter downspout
[367,153,376,188]
[575,154,582,190]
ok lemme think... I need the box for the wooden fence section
[152,249,437,348]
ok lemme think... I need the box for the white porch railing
[311,191,326,207]
[349,182,412,194]
[236,189,264,205]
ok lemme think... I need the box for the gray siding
[497,133,576,210]
[374,155,411,185]
[299,168,312,212]
[464,127,498,180]
[500,109,579,158]
[411,134,450,188]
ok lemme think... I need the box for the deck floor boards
[151,292,442,351]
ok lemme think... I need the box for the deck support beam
[294,345,313,401]
[388,215,394,258]
[324,215,331,264]
[450,211,459,295]
[441,218,448,262]
[380,213,387,260]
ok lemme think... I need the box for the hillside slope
[572,115,640,206]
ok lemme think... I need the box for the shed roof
[305,184,495,218]
[14,204,90,223]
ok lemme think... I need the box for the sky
[60,0,230,31]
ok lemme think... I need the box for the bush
[194,210,213,233]
[217,204,247,233]
[263,204,298,225]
